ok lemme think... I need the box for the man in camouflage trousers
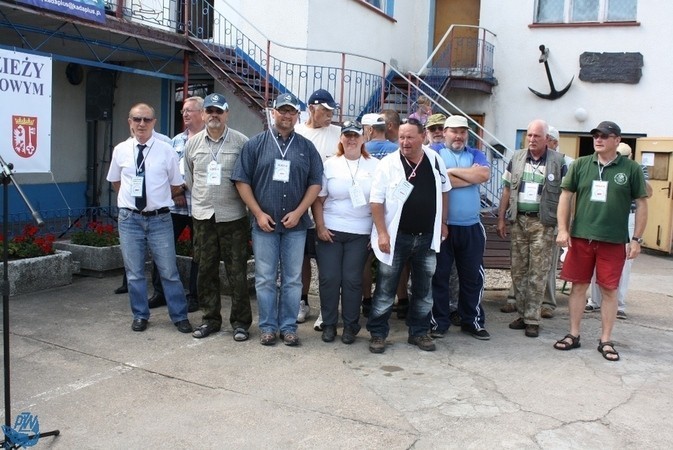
[497,119,567,338]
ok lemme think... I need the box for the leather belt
[125,207,170,217]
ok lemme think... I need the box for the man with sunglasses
[554,121,648,362]
[107,103,192,334]
[425,113,447,151]
[367,118,450,353]
[183,93,253,341]
[232,93,323,347]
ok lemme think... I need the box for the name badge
[273,159,291,183]
[393,180,414,203]
[131,175,144,197]
[522,181,540,202]
[349,184,367,207]
[591,180,608,202]
[207,161,222,185]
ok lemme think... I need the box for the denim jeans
[367,232,436,338]
[118,208,188,323]
[252,227,306,334]
[315,230,370,333]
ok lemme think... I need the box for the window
[362,0,394,17]
[535,0,636,24]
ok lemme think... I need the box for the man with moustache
[497,119,566,338]
[425,113,447,151]
[431,115,491,340]
[232,93,323,347]
[184,93,253,341]
[554,121,647,361]
[367,118,450,353]
[106,103,192,333]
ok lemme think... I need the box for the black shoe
[321,325,336,343]
[114,285,128,294]
[187,295,199,313]
[341,328,356,345]
[362,298,372,318]
[175,319,193,334]
[449,311,461,327]
[461,324,491,340]
[396,298,409,320]
[148,293,166,309]
[131,318,148,332]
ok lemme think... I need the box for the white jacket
[369,147,451,266]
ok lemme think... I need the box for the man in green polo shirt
[554,121,648,362]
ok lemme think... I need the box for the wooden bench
[481,215,511,269]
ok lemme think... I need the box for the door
[434,0,481,69]
[635,138,673,253]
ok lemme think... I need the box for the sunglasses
[592,133,616,140]
[205,107,225,115]
[427,125,443,132]
[131,117,154,123]
[276,108,299,116]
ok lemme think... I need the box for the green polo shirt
[562,153,647,243]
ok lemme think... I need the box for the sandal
[233,327,249,342]
[597,341,620,362]
[554,333,581,350]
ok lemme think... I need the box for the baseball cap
[361,113,386,127]
[547,126,560,141]
[426,113,447,128]
[590,121,621,136]
[444,115,469,129]
[203,93,228,111]
[273,93,300,111]
[341,121,363,135]
[307,89,338,110]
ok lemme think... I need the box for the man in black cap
[232,93,323,347]
[554,121,648,361]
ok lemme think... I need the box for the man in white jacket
[367,118,451,353]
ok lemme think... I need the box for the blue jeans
[252,227,306,334]
[118,208,188,323]
[367,232,436,338]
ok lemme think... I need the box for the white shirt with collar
[107,136,182,211]
[369,146,451,266]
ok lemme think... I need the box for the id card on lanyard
[271,131,295,183]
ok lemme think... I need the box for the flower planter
[8,250,73,296]
[53,241,124,277]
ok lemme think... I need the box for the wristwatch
[632,237,643,244]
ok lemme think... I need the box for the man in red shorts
[554,121,648,361]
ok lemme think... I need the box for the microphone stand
[0,155,59,448]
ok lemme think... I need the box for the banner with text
[0,49,52,173]
[17,0,106,24]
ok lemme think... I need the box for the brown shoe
[500,303,517,313]
[508,317,526,330]
[541,307,554,319]
[525,324,540,338]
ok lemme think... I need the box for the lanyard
[529,157,543,175]
[207,128,229,161]
[403,153,424,180]
[135,141,154,173]
[345,156,360,185]
[597,155,618,181]
[270,130,295,159]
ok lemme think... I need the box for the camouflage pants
[510,215,555,325]
[193,215,251,330]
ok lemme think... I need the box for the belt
[519,211,538,217]
[125,207,170,217]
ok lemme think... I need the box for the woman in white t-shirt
[313,121,379,344]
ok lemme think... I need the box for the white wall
[478,0,673,148]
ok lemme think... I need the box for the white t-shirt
[319,155,379,235]
[294,123,341,161]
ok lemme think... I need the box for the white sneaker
[297,300,310,323]
[313,312,323,331]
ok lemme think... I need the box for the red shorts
[560,238,626,290]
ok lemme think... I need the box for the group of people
[107,88,649,361]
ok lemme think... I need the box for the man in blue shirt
[431,115,491,340]
[232,93,323,347]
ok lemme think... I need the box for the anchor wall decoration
[528,44,574,100]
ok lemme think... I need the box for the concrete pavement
[1,252,672,448]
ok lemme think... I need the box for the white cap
[547,126,560,141]
[362,113,385,127]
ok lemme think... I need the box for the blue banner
[17,0,106,24]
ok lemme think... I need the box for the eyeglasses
[181,108,202,115]
[401,118,422,126]
[592,133,616,140]
[205,107,225,115]
[276,108,299,116]
[427,125,443,132]
[131,117,154,123]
